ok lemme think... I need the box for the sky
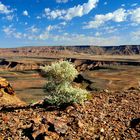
[0,0,140,48]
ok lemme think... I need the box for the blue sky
[0,0,140,48]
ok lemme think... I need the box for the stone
[78,120,84,128]
[46,115,68,134]
[0,77,25,106]
[0,92,3,97]
[100,128,104,133]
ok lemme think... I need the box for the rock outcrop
[0,77,25,106]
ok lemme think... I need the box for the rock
[104,89,109,93]
[32,124,47,139]
[100,128,104,133]
[54,122,68,134]
[74,74,92,84]
[0,77,25,106]
[130,118,140,132]
[0,92,3,97]
[77,120,84,128]
[46,115,68,134]
[65,106,74,113]
[0,77,14,95]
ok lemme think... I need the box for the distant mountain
[103,45,140,55]
[0,45,140,56]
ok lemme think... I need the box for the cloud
[3,25,15,35]
[84,7,140,29]
[3,25,36,40]
[56,0,68,3]
[38,23,66,40]
[2,23,66,41]
[103,26,118,33]
[2,24,123,46]
[2,25,26,39]
[26,26,39,33]
[36,16,41,19]
[132,30,140,40]
[50,33,120,46]
[38,25,59,40]
[44,0,99,20]
[5,15,14,21]
[38,28,49,40]
[45,8,66,19]
[84,8,127,29]
[23,10,29,16]
[131,3,138,7]
[104,2,107,5]
[121,4,125,7]
[60,21,67,26]
[130,7,140,24]
[0,2,13,14]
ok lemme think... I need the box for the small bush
[41,61,89,106]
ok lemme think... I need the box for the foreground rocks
[0,89,139,139]
[0,77,25,106]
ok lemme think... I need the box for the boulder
[0,77,25,106]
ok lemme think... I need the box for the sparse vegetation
[41,61,89,105]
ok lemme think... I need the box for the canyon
[0,45,139,139]
[0,45,140,102]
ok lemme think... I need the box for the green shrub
[41,61,88,105]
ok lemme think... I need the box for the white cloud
[2,25,24,39]
[2,24,123,45]
[131,3,138,7]
[27,26,39,33]
[60,21,67,26]
[84,8,127,29]
[121,4,125,7]
[50,33,120,46]
[23,10,29,16]
[36,16,41,19]
[84,7,140,29]
[103,26,118,33]
[56,0,68,3]
[3,25,15,35]
[95,32,101,37]
[132,30,140,40]
[2,22,67,41]
[44,0,99,20]
[0,2,13,14]
[5,15,14,21]
[130,8,140,24]
[38,27,50,40]
[14,32,23,39]
[104,2,107,5]
[45,8,65,19]
[38,24,65,40]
